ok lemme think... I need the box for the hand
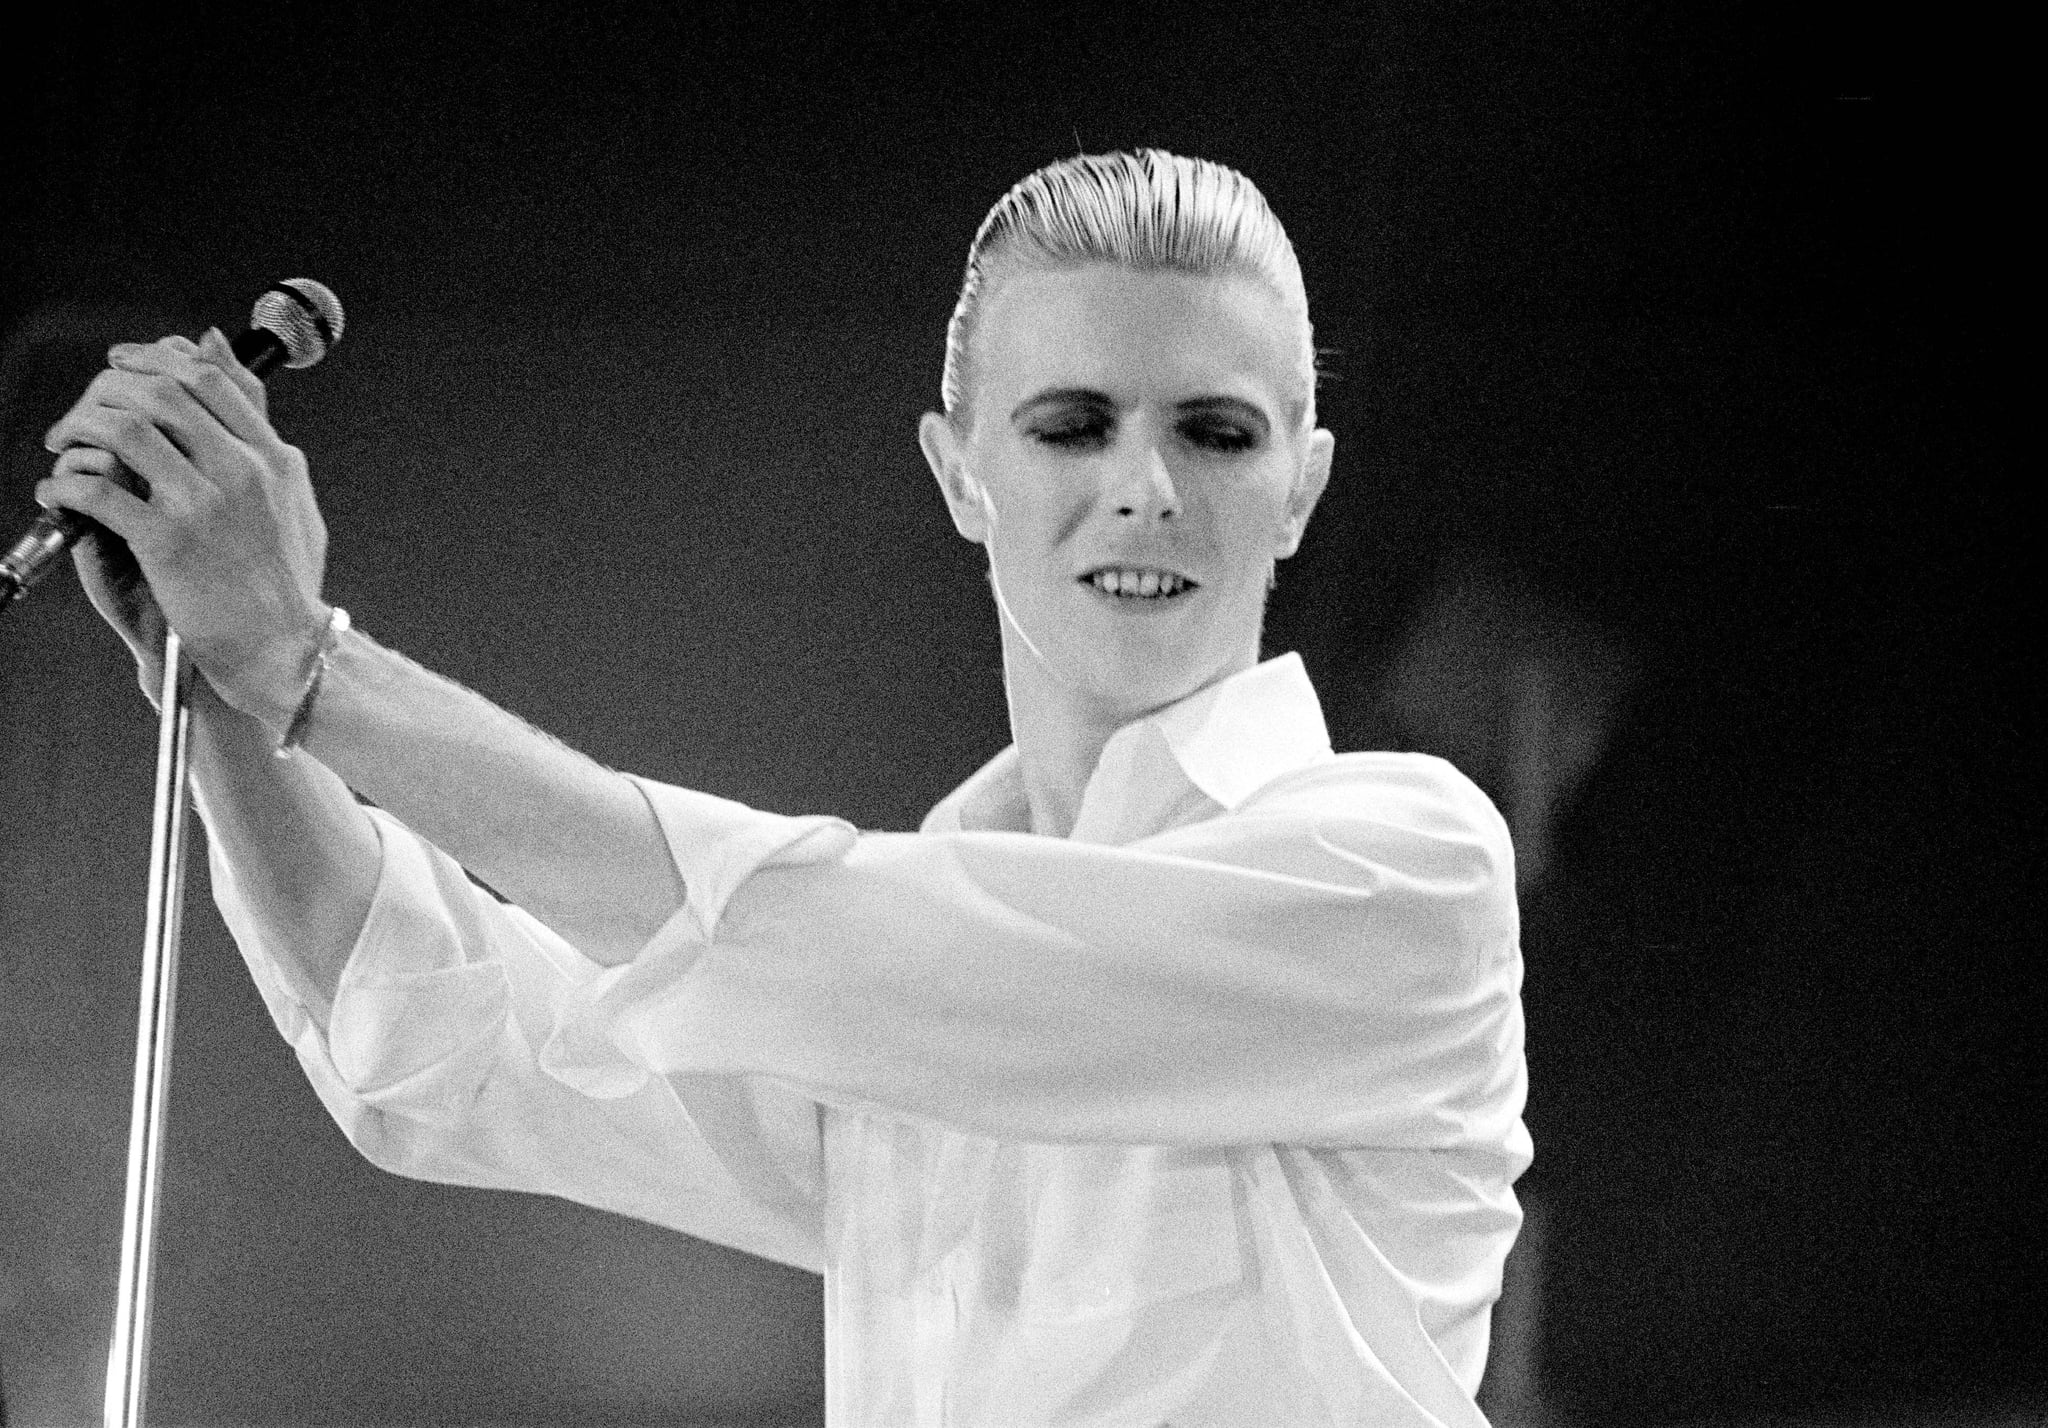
[45,445,171,701]
[38,329,332,729]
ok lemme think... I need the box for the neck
[997,627,1263,839]
[996,642,1125,839]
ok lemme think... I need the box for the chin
[1071,643,1235,724]
[1007,581,1262,723]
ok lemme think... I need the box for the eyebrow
[1010,387,1114,423]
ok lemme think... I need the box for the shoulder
[1239,752,1516,895]
[1252,751,1506,834]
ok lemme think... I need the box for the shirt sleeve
[208,787,857,1272]
[540,754,1527,1153]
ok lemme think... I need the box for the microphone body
[0,280,343,611]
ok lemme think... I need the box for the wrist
[209,604,346,738]
[273,606,350,758]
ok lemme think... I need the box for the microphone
[0,278,346,612]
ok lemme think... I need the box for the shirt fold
[208,651,1531,1424]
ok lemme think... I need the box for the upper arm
[566,753,1526,1151]
[1172,753,1520,976]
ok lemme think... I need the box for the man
[44,150,1529,1425]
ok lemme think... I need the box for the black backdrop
[0,2,2036,1424]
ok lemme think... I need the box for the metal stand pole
[103,630,196,1428]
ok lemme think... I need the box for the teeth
[1088,568,1191,599]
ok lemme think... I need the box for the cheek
[1206,478,1293,569]
[980,456,1091,558]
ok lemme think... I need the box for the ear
[1272,427,1335,559]
[920,410,989,544]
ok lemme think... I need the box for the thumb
[198,326,268,414]
[70,528,168,700]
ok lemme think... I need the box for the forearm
[189,682,379,1022]
[37,333,683,967]
[265,624,683,965]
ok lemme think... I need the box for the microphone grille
[249,278,346,369]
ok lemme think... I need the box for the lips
[1079,566,1200,599]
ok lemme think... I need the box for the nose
[1109,438,1180,523]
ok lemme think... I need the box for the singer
[40,151,1528,1425]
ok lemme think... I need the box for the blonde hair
[941,150,1318,431]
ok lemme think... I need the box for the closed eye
[1032,413,1114,450]
[1177,416,1259,453]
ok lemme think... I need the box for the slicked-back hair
[941,150,1317,432]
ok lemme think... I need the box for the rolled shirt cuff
[538,777,857,1099]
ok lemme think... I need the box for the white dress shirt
[212,653,1531,1426]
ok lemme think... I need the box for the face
[921,263,1333,725]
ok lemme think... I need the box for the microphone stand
[102,628,196,1428]
[0,280,345,1425]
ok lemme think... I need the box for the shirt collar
[922,653,1334,838]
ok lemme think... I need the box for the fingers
[69,523,169,700]
[109,330,276,449]
[53,444,151,504]
[43,365,265,510]
[195,327,270,414]
[36,465,156,542]
[54,444,126,478]
[42,358,196,458]
[28,330,330,707]
[43,398,205,515]
[42,332,276,468]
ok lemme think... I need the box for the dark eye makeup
[1032,415,1259,454]
[1012,390,1270,455]
[1033,411,1114,448]
[1175,415,1258,452]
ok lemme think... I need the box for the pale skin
[39,263,1332,1016]
[924,265,1332,837]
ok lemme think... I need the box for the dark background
[0,1,2036,1424]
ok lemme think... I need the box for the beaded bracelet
[273,606,350,760]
